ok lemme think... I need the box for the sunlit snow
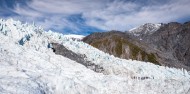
[128,23,161,36]
[0,19,190,94]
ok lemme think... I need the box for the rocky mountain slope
[129,22,190,70]
[83,22,190,71]
[83,31,160,65]
[0,19,190,94]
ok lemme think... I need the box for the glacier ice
[0,19,190,94]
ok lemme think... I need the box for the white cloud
[6,0,190,33]
[84,0,190,31]
[13,5,42,17]
[28,0,107,14]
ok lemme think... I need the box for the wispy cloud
[1,0,190,35]
[84,0,190,31]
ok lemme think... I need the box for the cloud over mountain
[1,0,190,34]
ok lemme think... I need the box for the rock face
[83,21,190,70]
[83,31,160,65]
[51,43,104,73]
[135,22,190,70]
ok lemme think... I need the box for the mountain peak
[128,23,161,36]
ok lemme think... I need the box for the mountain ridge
[83,21,190,71]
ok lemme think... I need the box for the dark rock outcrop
[51,43,104,73]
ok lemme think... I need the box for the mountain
[83,22,190,71]
[128,23,162,36]
[83,31,160,65]
[0,19,190,94]
[128,21,190,70]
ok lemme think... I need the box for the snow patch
[128,23,161,36]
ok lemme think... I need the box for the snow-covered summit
[129,23,161,36]
[0,19,190,94]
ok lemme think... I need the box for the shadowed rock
[51,43,104,73]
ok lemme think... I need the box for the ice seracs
[0,18,190,94]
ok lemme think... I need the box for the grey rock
[51,43,104,73]
[138,22,190,70]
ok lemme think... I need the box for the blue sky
[0,0,190,35]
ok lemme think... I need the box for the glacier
[0,18,190,94]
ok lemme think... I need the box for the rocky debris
[131,76,152,80]
[51,43,104,73]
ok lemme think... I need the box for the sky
[0,0,190,35]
